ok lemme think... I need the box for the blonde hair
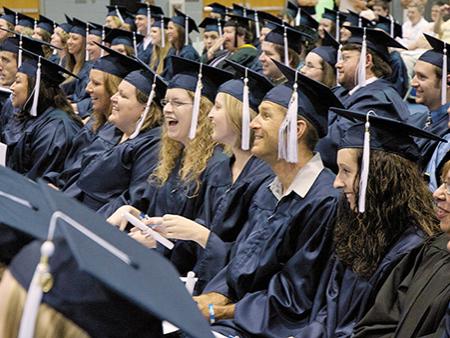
[0,270,90,338]
[66,34,87,79]
[135,88,162,131]
[107,16,123,29]
[150,33,170,74]
[151,92,216,193]
[221,93,257,148]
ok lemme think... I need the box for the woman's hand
[106,205,141,231]
[193,292,233,320]
[128,227,157,248]
[151,214,210,248]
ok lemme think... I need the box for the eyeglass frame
[160,98,193,109]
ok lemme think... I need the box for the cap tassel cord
[129,81,156,139]
[283,25,289,66]
[133,32,138,57]
[336,45,342,86]
[161,17,165,48]
[295,8,301,26]
[185,16,189,46]
[100,27,105,57]
[34,19,37,30]
[241,69,250,150]
[278,74,298,163]
[85,25,90,61]
[255,12,260,38]
[18,34,23,67]
[442,47,447,106]
[357,27,367,88]
[147,6,151,36]
[218,19,223,50]
[336,14,340,41]
[189,64,203,140]
[30,56,41,117]
[389,15,394,38]
[116,6,124,24]
[358,111,373,213]
[358,15,362,28]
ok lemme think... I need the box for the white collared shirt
[269,153,325,201]
[348,76,378,96]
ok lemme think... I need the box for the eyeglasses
[160,99,193,108]
[440,181,450,194]
[302,62,323,71]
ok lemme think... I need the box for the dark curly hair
[334,149,440,279]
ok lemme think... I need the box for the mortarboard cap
[258,10,283,29]
[135,3,164,17]
[205,2,228,17]
[36,14,55,34]
[344,10,374,28]
[346,26,406,62]
[106,5,127,23]
[286,2,319,30]
[104,27,144,47]
[57,15,72,33]
[232,4,253,18]
[152,15,171,29]
[88,22,103,37]
[0,29,60,56]
[265,22,310,54]
[198,17,225,33]
[70,17,88,37]
[0,171,215,338]
[171,9,198,33]
[123,10,137,31]
[322,8,347,25]
[1,7,17,26]
[16,12,34,29]
[92,43,141,78]
[375,14,402,38]
[310,29,340,66]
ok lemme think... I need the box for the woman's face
[150,27,161,45]
[208,92,237,146]
[300,52,325,83]
[433,168,450,233]
[109,80,145,134]
[105,16,120,29]
[67,33,84,56]
[334,148,359,211]
[10,72,29,108]
[319,18,333,38]
[0,19,9,41]
[87,34,102,60]
[32,27,46,41]
[163,88,193,145]
[111,43,128,56]
[51,27,64,49]
[86,69,110,114]
[167,21,178,44]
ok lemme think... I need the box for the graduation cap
[265,22,310,57]
[169,56,234,139]
[70,17,88,37]
[1,7,17,26]
[16,12,34,29]
[104,27,144,55]
[204,2,228,17]
[344,10,374,28]
[322,8,347,25]
[0,29,59,56]
[151,15,170,48]
[265,59,343,162]
[232,3,255,18]
[418,34,450,106]
[171,9,198,46]
[258,10,283,29]
[36,14,55,34]
[331,107,446,212]
[106,5,127,23]
[310,29,340,66]
[88,22,104,37]
[219,60,274,149]
[18,49,77,116]
[199,17,225,37]
[286,1,319,30]
[0,168,215,338]
[92,42,142,78]
[125,58,168,139]
[123,10,137,32]
[375,15,402,38]
[135,4,164,36]
[57,14,72,33]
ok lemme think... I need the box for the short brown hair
[274,44,301,69]
[342,43,392,78]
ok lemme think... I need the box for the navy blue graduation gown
[0,97,15,135]
[62,61,93,103]
[386,51,409,99]
[0,87,10,113]
[137,40,152,64]
[316,79,411,173]
[63,127,161,211]
[204,165,339,303]
[44,121,121,188]
[170,156,274,292]
[9,239,163,337]
[161,45,200,80]
[442,303,450,338]
[5,107,81,180]
[353,233,450,338]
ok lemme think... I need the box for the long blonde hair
[0,270,89,338]
[150,31,170,74]
[151,92,216,193]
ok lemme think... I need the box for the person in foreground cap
[62,56,165,213]
[49,16,72,66]
[161,9,200,80]
[5,51,82,180]
[0,171,215,338]
[149,15,170,75]
[198,17,225,64]
[352,156,450,338]
[193,63,341,336]
[129,61,274,295]
[316,26,411,173]
[105,56,232,225]
[32,15,55,59]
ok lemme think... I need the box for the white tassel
[389,15,394,38]
[295,8,301,26]
[85,25,89,62]
[254,12,260,38]
[189,64,203,140]
[185,16,189,46]
[184,271,197,296]
[218,19,223,50]
[243,8,247,18]
[30,57,41,117]
[336,44,342,86]
[357,28,367,87]
[116,6,124,24]
[278,81,298,163]
[161,17,165,48]
[442,47,447,106]
[358,113,371,213]
[358,15,362,28]
[133,32,138,56]
[101,27,105,57]
[15,13,18,26]
[283,25,289,66]
[129,81,156,139]
[147,6,151,36]
[336,14,340,42]
[18,240,55,338]
[34,19,37,30]
[18,35,23,67]
[241,70,250,150]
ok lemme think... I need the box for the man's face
[411,61,442,111]
[258,41,283,80]
[336,49,360,90]
[223,26,236,51]
[0,51,17,86]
